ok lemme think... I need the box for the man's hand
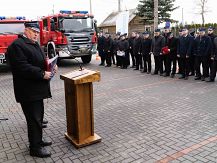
[211,57,214,60]
[177,54,180,58]
[43,71,52,80]
[186,55,189,58]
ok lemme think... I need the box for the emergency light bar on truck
[59,10,89,14]
[0,16,26,20]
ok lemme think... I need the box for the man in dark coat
[177,27,194,80]
[141,31,152,73]
[104,32,113,67]
[162,27,171,72]
[97,31,106,66]
[113,32,121,67]
[128,32,136,68]
[6,21,54,157]
[194,28,212,81]
[117,34,129,69]
[164,32,178,77]
[133,32,143,70]
[207,37,217,82]
[151,29,165,75]
[207,26,216,72]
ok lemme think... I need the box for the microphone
[74,58,83,71]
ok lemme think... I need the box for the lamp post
[154,0,158,30]
[90,0,92,14]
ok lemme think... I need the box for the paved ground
[1,56,217,163]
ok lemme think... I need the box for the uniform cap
[198,27,206,32]
[142,31,150,35]
[24,21,40,32]
[154,29,161,32]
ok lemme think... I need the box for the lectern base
[65,133,102,148]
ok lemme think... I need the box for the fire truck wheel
[48,49,56,59]
[81,55,92,64]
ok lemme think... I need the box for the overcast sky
[0,0,216,25]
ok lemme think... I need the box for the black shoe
[42,124,47,128]
[194,76,201,80]
[189,72,195,76]
[201,77,205,81]
[163,74,170,77]
[179,75,185,79]
[141,70,147,73]
[105,65,111,67]
[99,63,104,66]
[206,78,215,82]
[40,141,52,147]
[160,73,164,76]
[30,147,51,158]
[134,68,139,70]
[147,71,151,74]
[42,120,48,124]
[184,76,189,80]
[171,74,175,78]
[152,72,158,75]
[130,65,136,68]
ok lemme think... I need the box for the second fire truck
[39,10,97,64]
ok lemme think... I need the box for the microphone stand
[74,58,84,71]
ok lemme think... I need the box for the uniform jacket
[208,33,216,56]
[194,35,212,57]
[6,35,51,103]
[112,38,120,52]
[213,37,217,60]
[117,39,129,52]
[141,38,152,55]
[151,35,165,56]
[133,37,142,55]
[97,36,105,51]
[177,35,194,58]
[128,37,135,51]
[168,37,178,58]
[104,37,113,52]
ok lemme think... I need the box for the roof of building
[99,9,137,27]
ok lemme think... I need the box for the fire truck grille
[70,37,90,45]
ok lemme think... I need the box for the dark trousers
[179,57,190,77]
[130,49,136,66]
[20,100,44,149]
[210,60,217,80]
[111,52,116,64]
[189,55,195,75]
[195,56,209,78]
[105,51,112,66]
[99,49,106,65]
[120,56,128,68]
[165,56,177,75]
[142,54,151,72]
[162,55,167,72]
[177,57,182,74]
[154,55,163,74]
[115,52,121,66]
[135,54,143,69]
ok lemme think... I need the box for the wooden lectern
[60,69,101,148]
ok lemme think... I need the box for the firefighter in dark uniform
[177,27,194,80]
[7,21,55,158]
[141,31,152,73]
[97,31,106,66]
[207,26,216,72]
[104,32,113,67]
[207,36,217,82]
[117,34,129,69]
[194,28,212,81]
[163,26,171,72]
[177,29,183,74]
[128,32,136,68]
[133,32,143,70]
[113,32,121,67]
[164,32,178,77]
[151,29,165,75]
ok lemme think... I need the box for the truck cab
[39,10,97,64]
[0,16,26,65]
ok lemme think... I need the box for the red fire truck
[0,16,26,65]
[39,10,97,63]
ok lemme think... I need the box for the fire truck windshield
[0,23,25,34]
[60,17,93,32]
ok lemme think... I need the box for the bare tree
[195,0,210,25]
